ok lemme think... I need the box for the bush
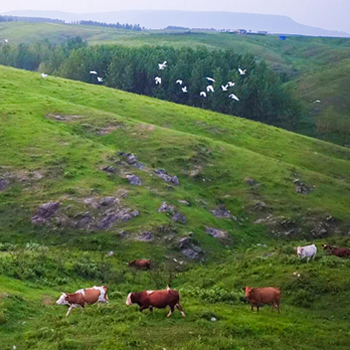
[182,286,242,304]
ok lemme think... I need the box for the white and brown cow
[126,286,186,318]
[56,286,109,316]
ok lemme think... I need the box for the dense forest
[0,37,301,128]
[78,20,142,31]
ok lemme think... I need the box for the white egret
[227,81,235,87]
[221,85,228,91]
[97,77,103,83]
[4,39,9,43]
[206,85,214,93]
[182,86,188,93]
[158,61,167,70]
[90,71,98,75]
[238,68,246,75]
[200,91,207,97]
[206,77,215,83]
[229,93,240,101]
[155,76,162,85]
[41,73,48,78]
[176,79,183,85]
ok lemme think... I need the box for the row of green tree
[78,20,142,31]
[0,37,301,128]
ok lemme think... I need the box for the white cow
[294,244,317,262]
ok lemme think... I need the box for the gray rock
[210,205,231,218]
[158,202,174,213]
[74,212,94,229]
[154,169,179,186]
[0,178,9,192]
[205,226,229,240]
[172,212,186,224]
[293,179,312,194]
[138,231,154,242]
[54,115,66,121]
[99,196,117,206]
[126,174,141,186]
[118,152,145,170]
[178,237,203,260]
[252,201,267,211]
[97,208,139,230]
[102,165,116,173]
[32,202,60,225]
[245,177,258,186]
[178,200,190,206]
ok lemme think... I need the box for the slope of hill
[3,10,350,37]
[1,65,350,349]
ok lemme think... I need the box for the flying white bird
[182,86,188,93]
[155,76,162,85]
[97,77,103,83]
[158,61,167,70]
[313,100,321,103]
[176,79,183,85]
[4,39,9,43]
[238,68,246,75]
[227,81,235,87]
[206,77,215,83]
[90,70,98,75]
[200,91,207,97]
[221,85,228,91]
[206,85,214,93]
[229,93,240,101]
[41,73,48,78]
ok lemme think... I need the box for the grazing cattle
[56,286,109,316]
[323,244,350,258]
[126,286,186,318]
[243,287,281,313]
[128,259,151,270]
[294,244,317,262]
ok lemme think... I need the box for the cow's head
[126,293,134,306]
[56,293,69,305]
[322,244,329,250]
[243,287,253,298]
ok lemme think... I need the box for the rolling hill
[3,10,350,37]
[1,65,350,349]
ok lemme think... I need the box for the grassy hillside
[1,66,350,349]
[2,21,350,145]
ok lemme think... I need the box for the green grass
[1,65,350,349]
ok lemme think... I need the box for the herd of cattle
[56,243,350,317]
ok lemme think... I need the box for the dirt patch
[42,295,55,306]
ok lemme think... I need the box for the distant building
[235,29,247,34]
[257,31,268,35]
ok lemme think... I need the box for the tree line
[0,37,301,128]
[78,20,142,31]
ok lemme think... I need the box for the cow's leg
[176,303,186,317]
[271,303,275,312]
[149,306,153,313]
[139,305,148,313]
[66,305,75,317]
[251,304,254,312]
[277,302,281,313]
[166,306,175,318]
[257,305,260,312]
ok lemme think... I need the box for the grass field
[1,65,350,349]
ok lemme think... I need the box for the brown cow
[128,259,151,270]
[56,286,109,316]
[126,286,186,318]
[243,287,281,313]
[322,244,350,258]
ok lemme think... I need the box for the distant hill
[3,10,349,37]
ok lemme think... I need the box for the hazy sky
[2,0,350,33]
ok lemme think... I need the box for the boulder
[178,237,204,260]
[32,202,60,225]
[101,165,116,173]
[245,177,258,186]
[126,174,141,186]
[99,196,117,207]
[74,212,94,229]
[205,226,229,240]
[210,205,231,218]
[293,179,312,194]
[137,231,154,242]
[172,212,186,224]
[118,152,145,170]
[97,208,139,230]
[154,169,179,186]
[158,202,174,213]
[0,178,9,192]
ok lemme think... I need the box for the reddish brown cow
[128,259,151,270]
[243,287,281,313]
[56,286,109,316]
[126,286,186,318]
[322,244,350,258]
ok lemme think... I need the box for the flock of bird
[37,59,245,104]
[155,61,245,101]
